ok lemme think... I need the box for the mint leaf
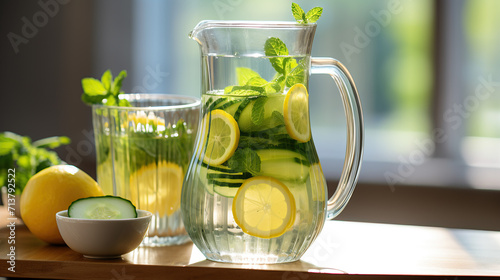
[292,3,306,23]
[101,70,112,90]
[284,57,298,74]
[104,96,118,106]
[224,86,234,94]
[305,7,323,23]
[236,67,261,86]
[82,78,107,96]
[225,85,265,96]
[0,135,18,156]
[81,93,107,105]
[118,99,131,107]
[265,37,289,74]
[111,70,127,96]
[227,148,261,175]
[0,132,69,194]
[81,76,110,105]
[286,59,306,87]
[271,111,285,126]
[271,74,286,91]
[292,3,323,24]
[81,69,129,106]
[251,97,267,126]
[264,82,281,94]
[246,76,267,87]
[265,37,288,57]
[228,89,263,96]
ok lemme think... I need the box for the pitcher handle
[311,57,364,220]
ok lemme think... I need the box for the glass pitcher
[181,20,363,264]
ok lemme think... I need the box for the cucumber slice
[256,149,310,182]
[216,99,241,111]
[68,196,137,219]
[258,158,309,182]
[207,97,227,112]
[199,162,250,196]
[256,149,307,162]
[199,164,214,195]
[233,98,253,121]
[238,94,285,132]
[214,185,239,197]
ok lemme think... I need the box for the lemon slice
[283,84,311,143]
[309,163,326,202]
[202,109,240,165]
[128,112,166,127]
[129,162,184,217]
[232,176,296,239]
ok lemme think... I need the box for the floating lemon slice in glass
[202,109,240,165]
[283,84,311,143]
[129,161,184,217]
[232,176,296,239]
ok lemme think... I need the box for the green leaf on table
[292,3,306,23]
[32,136,71,149]
[16,154,31,169]
[251,96,267,126]
[0,135,19,156]
[0,131,69,194]
[305,7,323,23]
[227,148,261,175]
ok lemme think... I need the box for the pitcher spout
[189,20,211,45]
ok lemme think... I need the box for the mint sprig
[292,3,323,24]
[81,70,130,107]
[0,132,70,194]
[265,37,306,91]
[265,37,289,74]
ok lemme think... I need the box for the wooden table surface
[1,207,500,279]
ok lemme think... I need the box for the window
[94,0,499,189]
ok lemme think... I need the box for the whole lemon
[20,165,104,244]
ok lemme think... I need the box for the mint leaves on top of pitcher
[81,70,130,107]
[223,3,323,97]
[291,3,323,24]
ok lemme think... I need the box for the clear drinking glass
[92,94,200,246]
[182,21,363,263]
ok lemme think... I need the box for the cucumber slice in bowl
[68,196,137,219]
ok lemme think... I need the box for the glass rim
[190,20,317,38]
[91,93,201,111]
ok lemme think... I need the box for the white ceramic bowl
[56,209,152,258]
